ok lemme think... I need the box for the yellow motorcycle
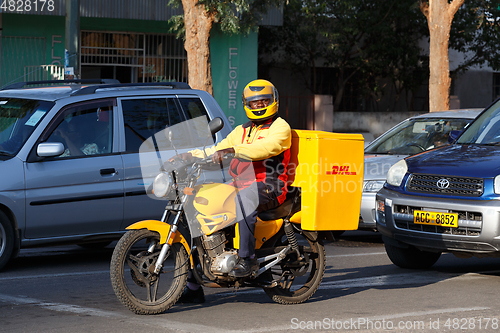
[110,118,363,315]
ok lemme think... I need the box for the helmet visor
[244,94,275,109]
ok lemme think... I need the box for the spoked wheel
[263,228,325,304]
[110,229,189,315]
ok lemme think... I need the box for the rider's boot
[229,257,259,278]
[178,284,205,304]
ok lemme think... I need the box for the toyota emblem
[436,178,450,189]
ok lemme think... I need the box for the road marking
[327,251,386,258]
[0,252,386,282]
[0,294,122,318]
[0,265,179,282]
[0,293,236,333]
[0,270,110,281]
[0,293,489,333]
[0,252,385,282]
[216,271,489,297]
[240,307,490,333]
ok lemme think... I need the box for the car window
[365,117,473,155]
[121,98,185,153]
[458,100,500,145]
[46,101,113,158]
[0,98,54,157]
[177,97,214,146]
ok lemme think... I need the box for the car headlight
[153,172,172,198]
[386,159,408,187]
[363,180,385,193]
[495,175,500,194]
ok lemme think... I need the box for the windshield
[0,98,54,157]
[457,100,500,145]
[139,116,248,238]
[364,117,473,155]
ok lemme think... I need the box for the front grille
[393,204,482,236]
[408,174,483,197]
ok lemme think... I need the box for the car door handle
[100,168,117,176]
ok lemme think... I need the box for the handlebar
[161,152,235,172]
[198,153,235,165]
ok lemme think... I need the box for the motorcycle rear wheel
[263,229,325,304]
[110,229,188,315]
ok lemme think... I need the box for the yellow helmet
[242,79,279,121]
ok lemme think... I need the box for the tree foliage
[450,0,500,72]
[260,0,429,111]
[169,0,277,37]
[168,0,282,94]
[420,0,500,111]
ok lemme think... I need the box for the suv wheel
[385,243,441,269]
[0,211,14,271]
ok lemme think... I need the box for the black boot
[178,286,205,304]
[229,257,259,278]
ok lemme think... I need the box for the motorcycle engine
[202,232,239,275]
[202,232,226,258]
[211,250,239,274]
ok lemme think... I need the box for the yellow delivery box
[288,130,364,231]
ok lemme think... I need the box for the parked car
[0,79,232,270]
[358,110,481,232]
[375,99,500,268]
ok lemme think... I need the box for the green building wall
[1,13,257,126]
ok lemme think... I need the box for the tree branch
[448,0,465,18]
[419,0,429,19]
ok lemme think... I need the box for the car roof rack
[1,79,121,91]
[70,81,191,96]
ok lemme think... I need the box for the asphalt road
[1,231,500,333]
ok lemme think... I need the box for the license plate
[413,210,458,228]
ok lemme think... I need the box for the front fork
[153,195,188,275]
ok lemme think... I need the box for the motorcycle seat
[258,187,301,221]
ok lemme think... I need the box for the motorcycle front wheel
[110,229,189,315]
[263,229,325,304]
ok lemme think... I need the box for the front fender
[126,220,193,267]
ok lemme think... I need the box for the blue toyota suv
[376,99,500,269]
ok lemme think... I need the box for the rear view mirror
[208,117,224,135]
[37,142,65,157]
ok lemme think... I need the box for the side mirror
[208,117,224,135]
[166,128,173,142]
[448,130,463,143]
[37,142,65,157]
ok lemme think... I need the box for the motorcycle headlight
[153,172,172,198]
[363,180,385,193]
[495,175,500,194]
[386,159,408,187]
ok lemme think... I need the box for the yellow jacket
[192,117,292,203]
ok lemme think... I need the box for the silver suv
[0,80,232,270]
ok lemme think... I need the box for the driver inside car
[175,79,292,303]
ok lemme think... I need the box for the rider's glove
[211,148,235,163]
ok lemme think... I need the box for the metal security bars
[24,65,64,81]
[80,31,187,83]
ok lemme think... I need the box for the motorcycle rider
[178,79,292,303]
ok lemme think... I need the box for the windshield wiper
[0,151,14,157]
[365,151,391,155]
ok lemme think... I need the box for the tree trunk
[181,0,215,95]
[421,0,464,112]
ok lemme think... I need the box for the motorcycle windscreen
[138,116,257,238]
[139,116,221,199]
